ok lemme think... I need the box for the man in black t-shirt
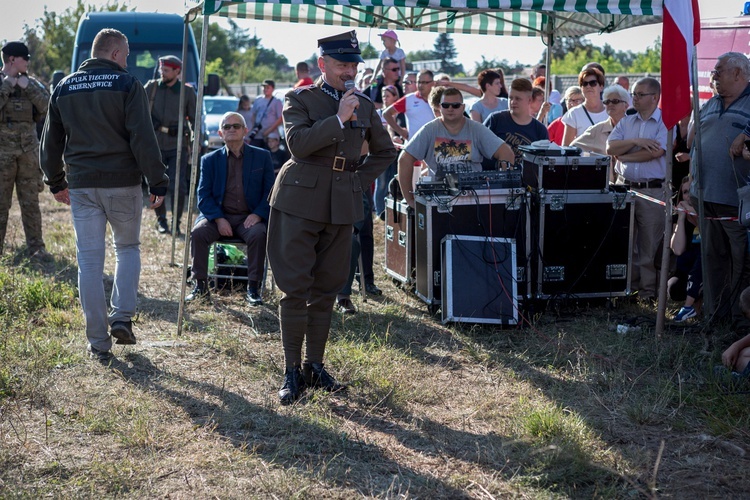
[483,77,548,169]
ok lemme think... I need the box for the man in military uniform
[145,55,196,235]
[0,41,49,258]
[267,31,396,404]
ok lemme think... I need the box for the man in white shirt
[607,77,667,301]
[383,69,435,140]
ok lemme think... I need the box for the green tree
[226,19,252,51]
[21,0,128,82]
[551,47,624,76]
[191,19,235,68]
[629,38,661,73]
[360,42,379,60]
[473,57,525,77]
[433,33,462,74]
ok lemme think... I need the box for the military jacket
[0,73,49,153]
[144,79,196,151]
[269,79,397,225]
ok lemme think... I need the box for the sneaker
[110,320,137,345]
[156,219,170,234]
[673,306,697,322]
[88,346,114,364]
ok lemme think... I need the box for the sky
[1,0,742,72]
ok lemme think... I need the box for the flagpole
[655,129,674,337]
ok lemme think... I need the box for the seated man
[186,112,275,305]
[397,87,515,208]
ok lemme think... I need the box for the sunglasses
[221,123,243,130]
[403,80,414,85]
[387,67,400,72]
[440,102,463,109]
[580,80,600,88]
[602,99,626,105]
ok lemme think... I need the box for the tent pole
[177,13,209,336]
[655,129,674,336]
[170,14,192,266]
[690,46,710,323]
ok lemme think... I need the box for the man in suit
[267,30,397,404]
[186,111,275,306]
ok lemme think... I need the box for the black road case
[523,152,610,192]
[533,191,633,299]
[414,188,530,311]
[384,197,415,285]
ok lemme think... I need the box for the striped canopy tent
[177,0,666,333]
[201,1,663,38]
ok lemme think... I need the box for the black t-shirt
[483,110,548,168]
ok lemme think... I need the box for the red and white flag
[661,0,701,130]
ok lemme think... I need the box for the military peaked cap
[317,31,364,63]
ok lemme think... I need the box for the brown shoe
[337,297,357,314]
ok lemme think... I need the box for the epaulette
[355,90,372,103]
[294,84,316,94]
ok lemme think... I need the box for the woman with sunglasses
[570,84,630,181]
[561,67,608,146]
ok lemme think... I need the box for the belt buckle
[159,126,170,134]
[333,156,346,172]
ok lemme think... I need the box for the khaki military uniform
[0,72,49,254]
[267,80,396,367]
[144,79,196,229]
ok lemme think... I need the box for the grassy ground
[1,191,749,499]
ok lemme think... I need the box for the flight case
[384,196,415,285]
[533,190,633,299]
[414,188,530,312]
[522,152,610,192]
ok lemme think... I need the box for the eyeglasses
[710,69,724,77]
[417,80,433,85]
[567,98,584,105]
[221,123,244,130]
[631,92,656,99]
[580,80,599,88]
[602,99,627,105]
[440,102,463,109]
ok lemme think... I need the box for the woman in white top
[561,67,608,146]
[469,69,509,123]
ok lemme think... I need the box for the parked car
[204,96,241,150]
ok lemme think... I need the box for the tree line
[10,0,661,87]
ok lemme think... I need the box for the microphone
[344,79,357,123]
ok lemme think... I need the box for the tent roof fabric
[204,1,662,37]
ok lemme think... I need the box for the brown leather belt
[626,179,662,189]
[292,155,359,172]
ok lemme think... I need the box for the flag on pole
[661,0,701,130]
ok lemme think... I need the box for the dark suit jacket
[196,143,275,223]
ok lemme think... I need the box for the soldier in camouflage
[0,42,49,258]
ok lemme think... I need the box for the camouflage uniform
[0,71,48,255]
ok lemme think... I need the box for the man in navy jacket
[186,111,275,305]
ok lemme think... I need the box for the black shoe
[337,297,357,314]
[110,320,136,345]
[302,362,346,393]
[88,346,114,364]
[246,287,263,306]
[185,279,210,302]
[278,366,305,405]
[365,282,383,296]
[156,218,170,234]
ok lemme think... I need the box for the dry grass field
[1,191,749,498]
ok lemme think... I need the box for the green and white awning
[202,1,662,37]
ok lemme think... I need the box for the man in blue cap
[267,30,397,404]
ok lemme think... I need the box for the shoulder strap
[581,105,595,126]
[146,80,158,115]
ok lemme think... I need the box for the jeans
[69,185,143,352]
[373,160,397,216]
